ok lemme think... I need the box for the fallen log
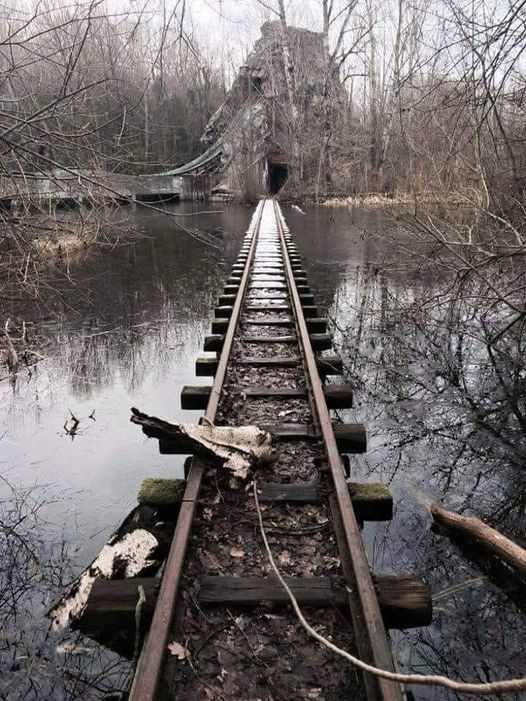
[430,502,526,580]
[130,407,278,482]
[48,500,179,630]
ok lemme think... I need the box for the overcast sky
[179,0,323,67]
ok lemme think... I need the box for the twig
[133,585,146,663]
[253,479,526,696]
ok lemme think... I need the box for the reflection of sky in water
[1,202,524,700]
[0,202,250,565]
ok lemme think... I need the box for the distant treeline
[0,0,525,206]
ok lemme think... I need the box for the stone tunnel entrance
[266,151,289,194]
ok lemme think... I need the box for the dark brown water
[1,201,524,700]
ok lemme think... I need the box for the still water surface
[1,202,524,700]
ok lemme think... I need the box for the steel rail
[128,200,265,701]
[273,200,403,701]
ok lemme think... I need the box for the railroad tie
[78,199,431,701]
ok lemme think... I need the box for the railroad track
[104,199,430,700]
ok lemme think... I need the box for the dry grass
[322,192,469,208]
[33,221,100,258]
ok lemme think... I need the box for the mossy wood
[137,478,185,507]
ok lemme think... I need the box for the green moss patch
[138,478,185,506]
[348,482,391,502]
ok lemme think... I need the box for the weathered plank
[236,356,301,367]
[259,482,320,503]
[244,305,292,313]
[75,577,159,658]
[306,317,327,333]
[310,332,332,350]
[243,317,294,326]
[334,423,367,453]
[197,575,431,629]
[159,423,319,453]
[258,481,392,521]
[240,335,297,343]
[204,334,224,351]
[260,423,319,440]
[316,355,343,375]
[181,385,211,409]
[249,282,287,289]
[348,482,393,521]
[214,306,233,319]
[373,575,432,629]
[237,387,307,399]
[198,576,346,607]
[196,357,219,376]
[324,384,354,408]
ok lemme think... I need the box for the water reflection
[288,204,526,701]
[1,201,249,545]
[1,201,524,700]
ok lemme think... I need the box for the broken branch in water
[429,501,526,580]
[130,407,278,482]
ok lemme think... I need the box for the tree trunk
[430,502,526,580]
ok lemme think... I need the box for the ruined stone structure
[166,21,342,197]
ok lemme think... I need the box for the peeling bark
[130,407,278,482]
[48,505,176,630]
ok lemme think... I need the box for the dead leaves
[167,641,190,660]
[278,550,292,566]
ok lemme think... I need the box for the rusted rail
[128,200,265,701]
[273,201,402,700]
[109,199,430,700]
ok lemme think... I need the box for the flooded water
[1,201,525,700]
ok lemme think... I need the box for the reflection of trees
[334,261,525,522]
[2,205,248,398]
[0,205,250,698]
[320,228,526,700]
[0,478,129,699]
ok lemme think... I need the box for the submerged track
[128,199,423,701]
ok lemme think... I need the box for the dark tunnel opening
[267,161,289,194]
